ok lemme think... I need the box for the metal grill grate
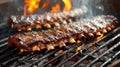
[0,24,120,67]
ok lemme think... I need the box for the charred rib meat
[8,15,118,52]
[8,7,87,32]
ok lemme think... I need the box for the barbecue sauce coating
[8,15,118,52]
[7,7,87,32]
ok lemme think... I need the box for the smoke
[72,0,105,18]
[82,0,93,18]
[0,0,116,24]
[83,0,115,17]
[71,0,115,18]
[71,0,93,18]
[0,0,23,23]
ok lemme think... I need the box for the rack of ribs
[7,6,87,32]
[8,15,118,52]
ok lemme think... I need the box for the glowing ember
[76,44,84,52]
[51,3,61,13]
[76,40,81,44]
[76,46,81,52]
[95,34,104,40]
[24,0,41,15]
[62,0,72,11]
[20,49,24,53]
[92,45,97,50]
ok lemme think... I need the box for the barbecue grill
[0,0,120,67]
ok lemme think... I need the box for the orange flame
[62,0,72,11]
[23,0,72,15]
[51,3,61,13]
[42,1,49,9]
[24,0,41,16]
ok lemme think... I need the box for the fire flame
[51,3,61,13]
[42,1,49,9]
[24,0,41,15]
[24,0,72,15]
[51,0,72,12]
[62,0,72,11]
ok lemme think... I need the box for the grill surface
[0,22,120,67]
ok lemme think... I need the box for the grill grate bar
[0,45,9,54]
[83,27,120,52]
[87,42,120,67]
[57,43,101,66]
[57,27,120,67]
[97,27,120,43]
[0,49,18,61]
[40,42,83,67]
[1,55,20,66]
[12,53,40,67]
[0,40,8,48]
[0,37,8,44]
[20,53,37,62]
[89,34,120,54]
[56,51,80,67]
[100,50,120,67]
[25,49,59,67]
[56,43,99,66]
[0,52,19,67]
[71,34,120,67]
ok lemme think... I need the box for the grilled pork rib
[8,7,87,32]
[8,15,118,52]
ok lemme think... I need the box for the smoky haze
[0,0,23,23]
[0,0,118,24]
